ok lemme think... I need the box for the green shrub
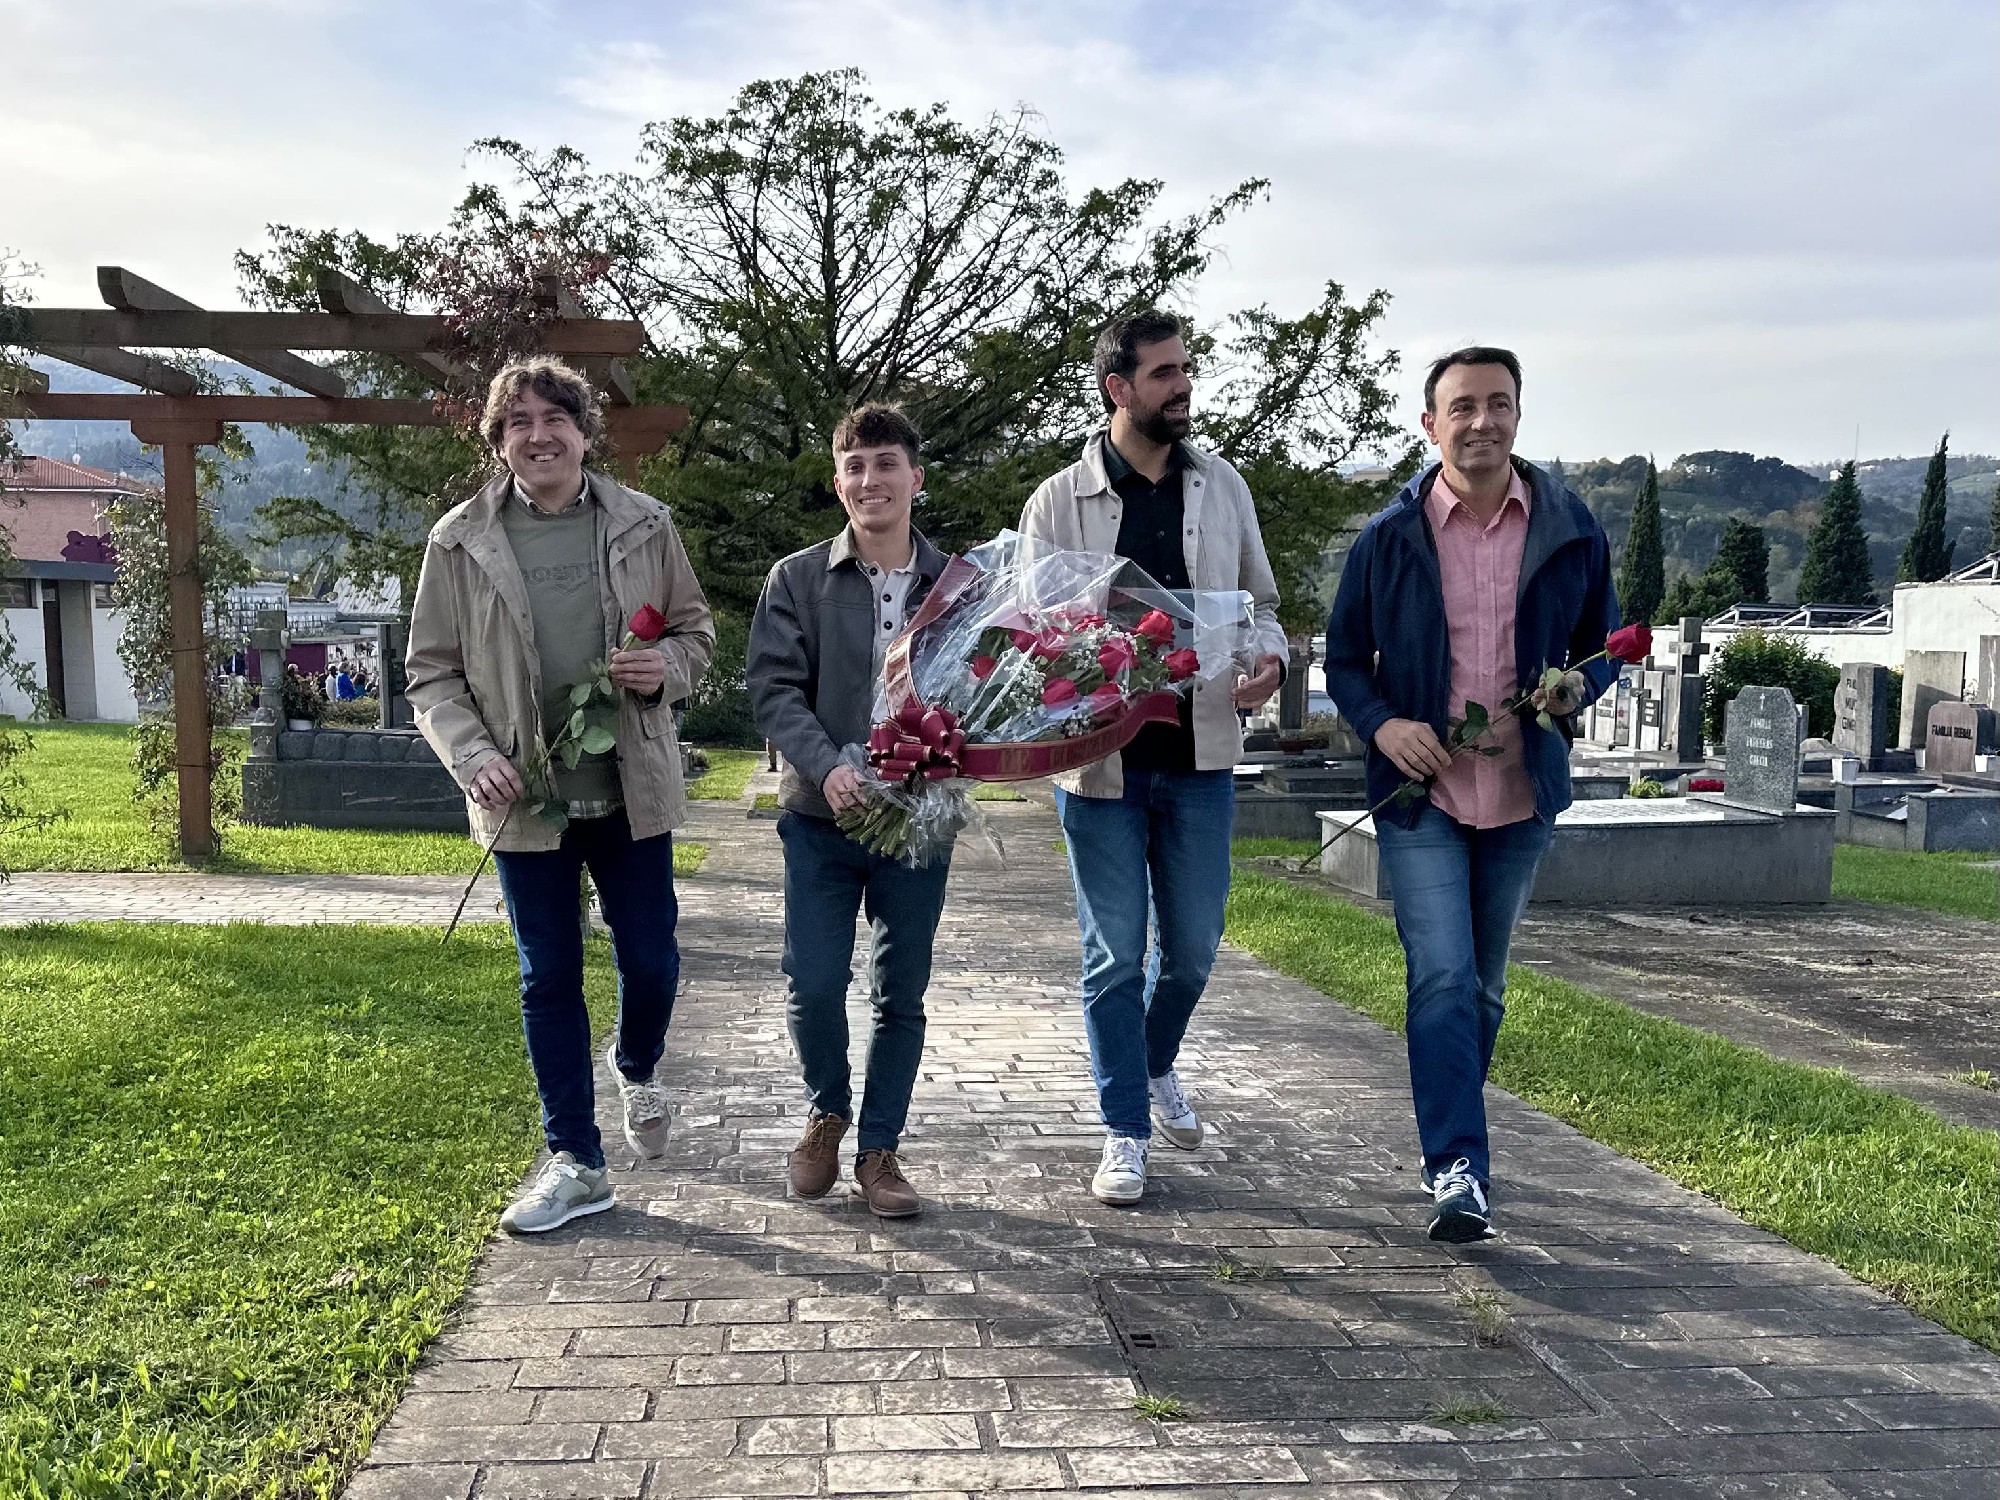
[1629,777,1667,798]
[1704,628,1839,741]
[679,610,760,747]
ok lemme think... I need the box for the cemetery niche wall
[1320,683,1834,905]
[241,723,469,832]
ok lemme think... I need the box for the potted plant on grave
[280,666,325,730]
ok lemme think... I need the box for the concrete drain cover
[1094,1272,1593,1422]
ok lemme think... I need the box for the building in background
[0,455,140,722]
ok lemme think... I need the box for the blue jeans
[493,807,680,1170]
[1375,802,1552,1188]
[1054,770,1235,1139]
[778,811,952,1155]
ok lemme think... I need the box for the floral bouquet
[838,531,1257,863]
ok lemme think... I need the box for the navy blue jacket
[1324,459,1621,828]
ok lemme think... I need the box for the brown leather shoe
[788,1112,848,1198]
[853,1149,921,1218]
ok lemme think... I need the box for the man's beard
[1132,400,1191,446]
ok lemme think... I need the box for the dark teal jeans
[777,810,952,1155]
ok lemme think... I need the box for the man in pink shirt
[1324,347,1620,1242]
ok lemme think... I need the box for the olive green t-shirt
[500,486,620,808]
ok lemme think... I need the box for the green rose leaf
[568,709,586,737]
[569,681,594,706]
[1541,665,1566,692]
[580,725,617,755]
[559,739,584,770]
[1536,710,1555,732]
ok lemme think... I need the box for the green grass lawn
[0,723,705,876]
[0,922,614,1497]
[1833,844,1998,921]
[685,746,762,800]
[1224,868,1999,1350]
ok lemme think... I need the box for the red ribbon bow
[867,702,967,782]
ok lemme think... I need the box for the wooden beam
[99,267,350,400]
[128,416,225,863]
[535,273,636,405]
[314,268,476,391]
[24,392,457,425]
[21,308,645,358]
[36,344,198,396]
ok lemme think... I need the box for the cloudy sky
[3,0,1993,464]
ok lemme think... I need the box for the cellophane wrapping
[843,531,1258,866]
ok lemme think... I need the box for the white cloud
[1,0,1992,462]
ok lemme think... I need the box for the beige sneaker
[499,1152,613,1234]
[606,1041,670,1158]
[789,1112,849,1198]
[852,1149,921,1217]
[1148,1069,1204,1150]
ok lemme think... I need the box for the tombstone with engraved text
[1925,700,1999,777]
[1833,661,1890,770]
[1722,684,1802,813]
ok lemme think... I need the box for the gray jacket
[748,526,949,820]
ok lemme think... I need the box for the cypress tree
[1713,516,1769,603]
[1617,456,1665,624]
[1897,432,1954,582]
[1798,461,1876,605]
[1987,474,1999,557]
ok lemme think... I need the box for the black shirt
[1105,436,1198,772]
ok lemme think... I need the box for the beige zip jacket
[406,469,716,852]
[1019,432,1287,798]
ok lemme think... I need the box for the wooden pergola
[10,266,685,859]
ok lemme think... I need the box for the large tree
[1990,474,2000,557]
[1797,461,1876,606]
[1713,515,1770,603]
[1616,456,1664,624]
[238,71,1408,620]
[1897,431,1954,583]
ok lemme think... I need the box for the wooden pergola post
[18,268,685,866]
[131,417,224,860]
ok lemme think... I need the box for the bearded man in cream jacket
[1019,309,1287,1206]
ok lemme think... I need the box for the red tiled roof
[0,454,159,496]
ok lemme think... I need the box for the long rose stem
[442,804,514,946]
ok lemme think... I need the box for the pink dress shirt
[1425,469,1537,829]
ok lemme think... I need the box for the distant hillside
[1547,450,1998,604]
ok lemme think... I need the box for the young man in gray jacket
[747,404,951,1217]
[1020,310,1287,1205]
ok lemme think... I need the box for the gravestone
[1833,661,1891,770]
[1978,634,2000,711]
[1900,649,1965,754]
[1635,673,1665,752]
[1277,643,1308,731]
[1664,616,1710,759]
[374,619,412,729]
[1723,684,1800,813]
[1925,700,2000,776]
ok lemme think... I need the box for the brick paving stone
[97,797,1984,1498]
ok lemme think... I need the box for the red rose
[1041,677,1079,707]
[1031,629,1068,661]
[1010,629,1037,653]
[1097,637,1137,676]
[1606,623,1652,664]
[626,604,668,642]
[1087,683,1123,716]
[970,654,997,680]
[1164,648,1200,682]
[1690,777,1724,792]
[1135,609,1175,646]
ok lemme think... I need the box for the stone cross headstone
[1978,634,2000,711]
[1926,700,2000,775]
[1277,642,1308,731]
[250,608,288,716]
[1723,684,1801,813]
[1664,616,1711,759]
[1833,661,1890,770]
[1900,649,1965,753]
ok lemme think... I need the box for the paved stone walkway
[319,796,1997,1500]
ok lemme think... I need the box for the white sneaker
[1092,1135,1149,1205]
[500,1151,613,1234]
[1148,1069,1204,1150]
[606,1040,671,1158]
[1428,1157,1497,1244]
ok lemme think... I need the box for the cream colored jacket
[1019,432,1287,798]
[406,469,715,851]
